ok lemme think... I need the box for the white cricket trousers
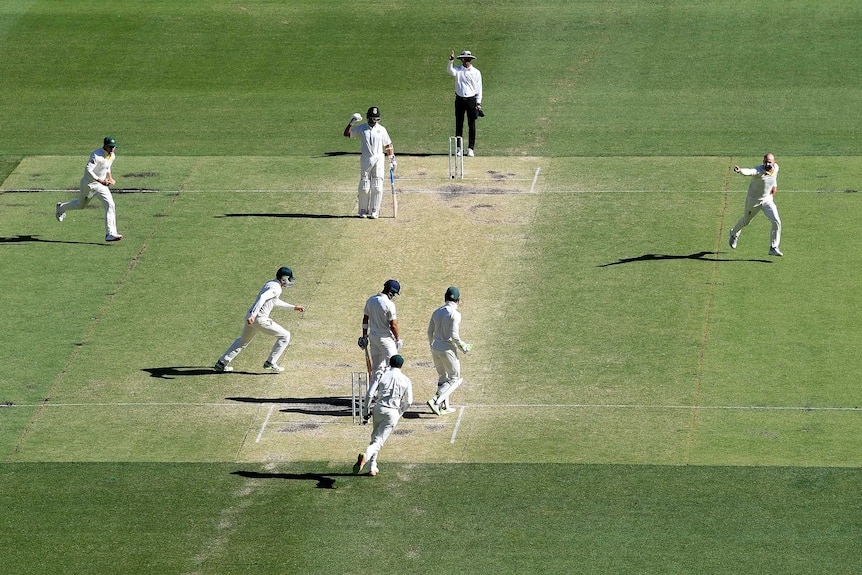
[358,153,385,215]
[430,347,462,408]
[369,335,398,388]
[364,405,401,471]
[58,180,119,237]
[731,197,781,249]
[219,318,291,366]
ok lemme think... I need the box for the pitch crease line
[450,406,466,443]
[256,404,275,443]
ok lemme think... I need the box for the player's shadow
[317,151,444,158]
[215,213,355,219]
[226,396,354,418]
[598,251,772,267]
[142,366,265,379]
[231,470,358,489]
[0,234,106,246]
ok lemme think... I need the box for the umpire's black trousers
[454,94,478,151]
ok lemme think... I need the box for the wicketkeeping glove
[357,336,368,350]
[460,342,473,353]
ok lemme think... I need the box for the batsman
[343,106,396,219]
[358,279,403,405]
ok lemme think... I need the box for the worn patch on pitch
[279,422,322,433]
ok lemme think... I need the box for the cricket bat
[390,167,398,218]
[364,345,373,384]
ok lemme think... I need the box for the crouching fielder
[426,286,472,416]
[214,267,304,373]
[353,354,413,477]
[343,106,395,219]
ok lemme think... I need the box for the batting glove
[460,342,473,353]
[350,112,362,124]
[357,336,368,350]
[389,157,397,170]
[396,339,404,351]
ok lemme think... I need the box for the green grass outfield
[2,1,862,574]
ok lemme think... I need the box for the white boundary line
[255,404,275,443]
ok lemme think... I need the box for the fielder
[56,136,124,242]
[343,106,396,219]
[426,286,472,416]
[729,153,783,256]
[353,354,413,477]
[214,267,304,373]
[358,279,402,400]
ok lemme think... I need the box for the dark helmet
[276,267,295,287]
[389,354,404,368]
[383,279,400,296]
[367,106,381,120]
[445,286,460,301]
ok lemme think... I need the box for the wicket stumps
[448,136,464,179]
[351,371,367,424]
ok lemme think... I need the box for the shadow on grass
[142,366,266,379]
[598,250,772,267]
[316,151,445,158]
[215,213,356,219]
[232,470,361,489]
[227,395,353,417]
[0,234,106,246]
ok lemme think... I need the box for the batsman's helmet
[367,106,381,119]
[276,267,294,281]
[383,279,400,296]
[445,286,460,301]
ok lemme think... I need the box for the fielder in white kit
[343,106,395,219]
[729,153,783,256]
[214,267,305,373]
[358,279,403,396]
[353,354,413,477]
[55,136,124,242]
[426,286,472,416]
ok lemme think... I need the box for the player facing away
[343,106,396,219]
[55,136,124,242]
[353,354,413,477]
[426,286,472,415]
[214,267,305,373]
[729,153,783,256]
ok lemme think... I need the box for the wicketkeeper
[426,286,472,415]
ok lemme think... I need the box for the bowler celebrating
[729,153,783,256]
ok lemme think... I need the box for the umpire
[447,50,483,157]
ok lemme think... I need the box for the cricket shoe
[440,407,457,415]
[729,231,738,249]
[769,247,783,257]
[466,148,475,157]
[426,399,441,415]
[263,361,285,373]
[353,452,366,474]
[55,202,66,222]
[105,234,124,242]
[369,467,379,476]
[214,361,233,372]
